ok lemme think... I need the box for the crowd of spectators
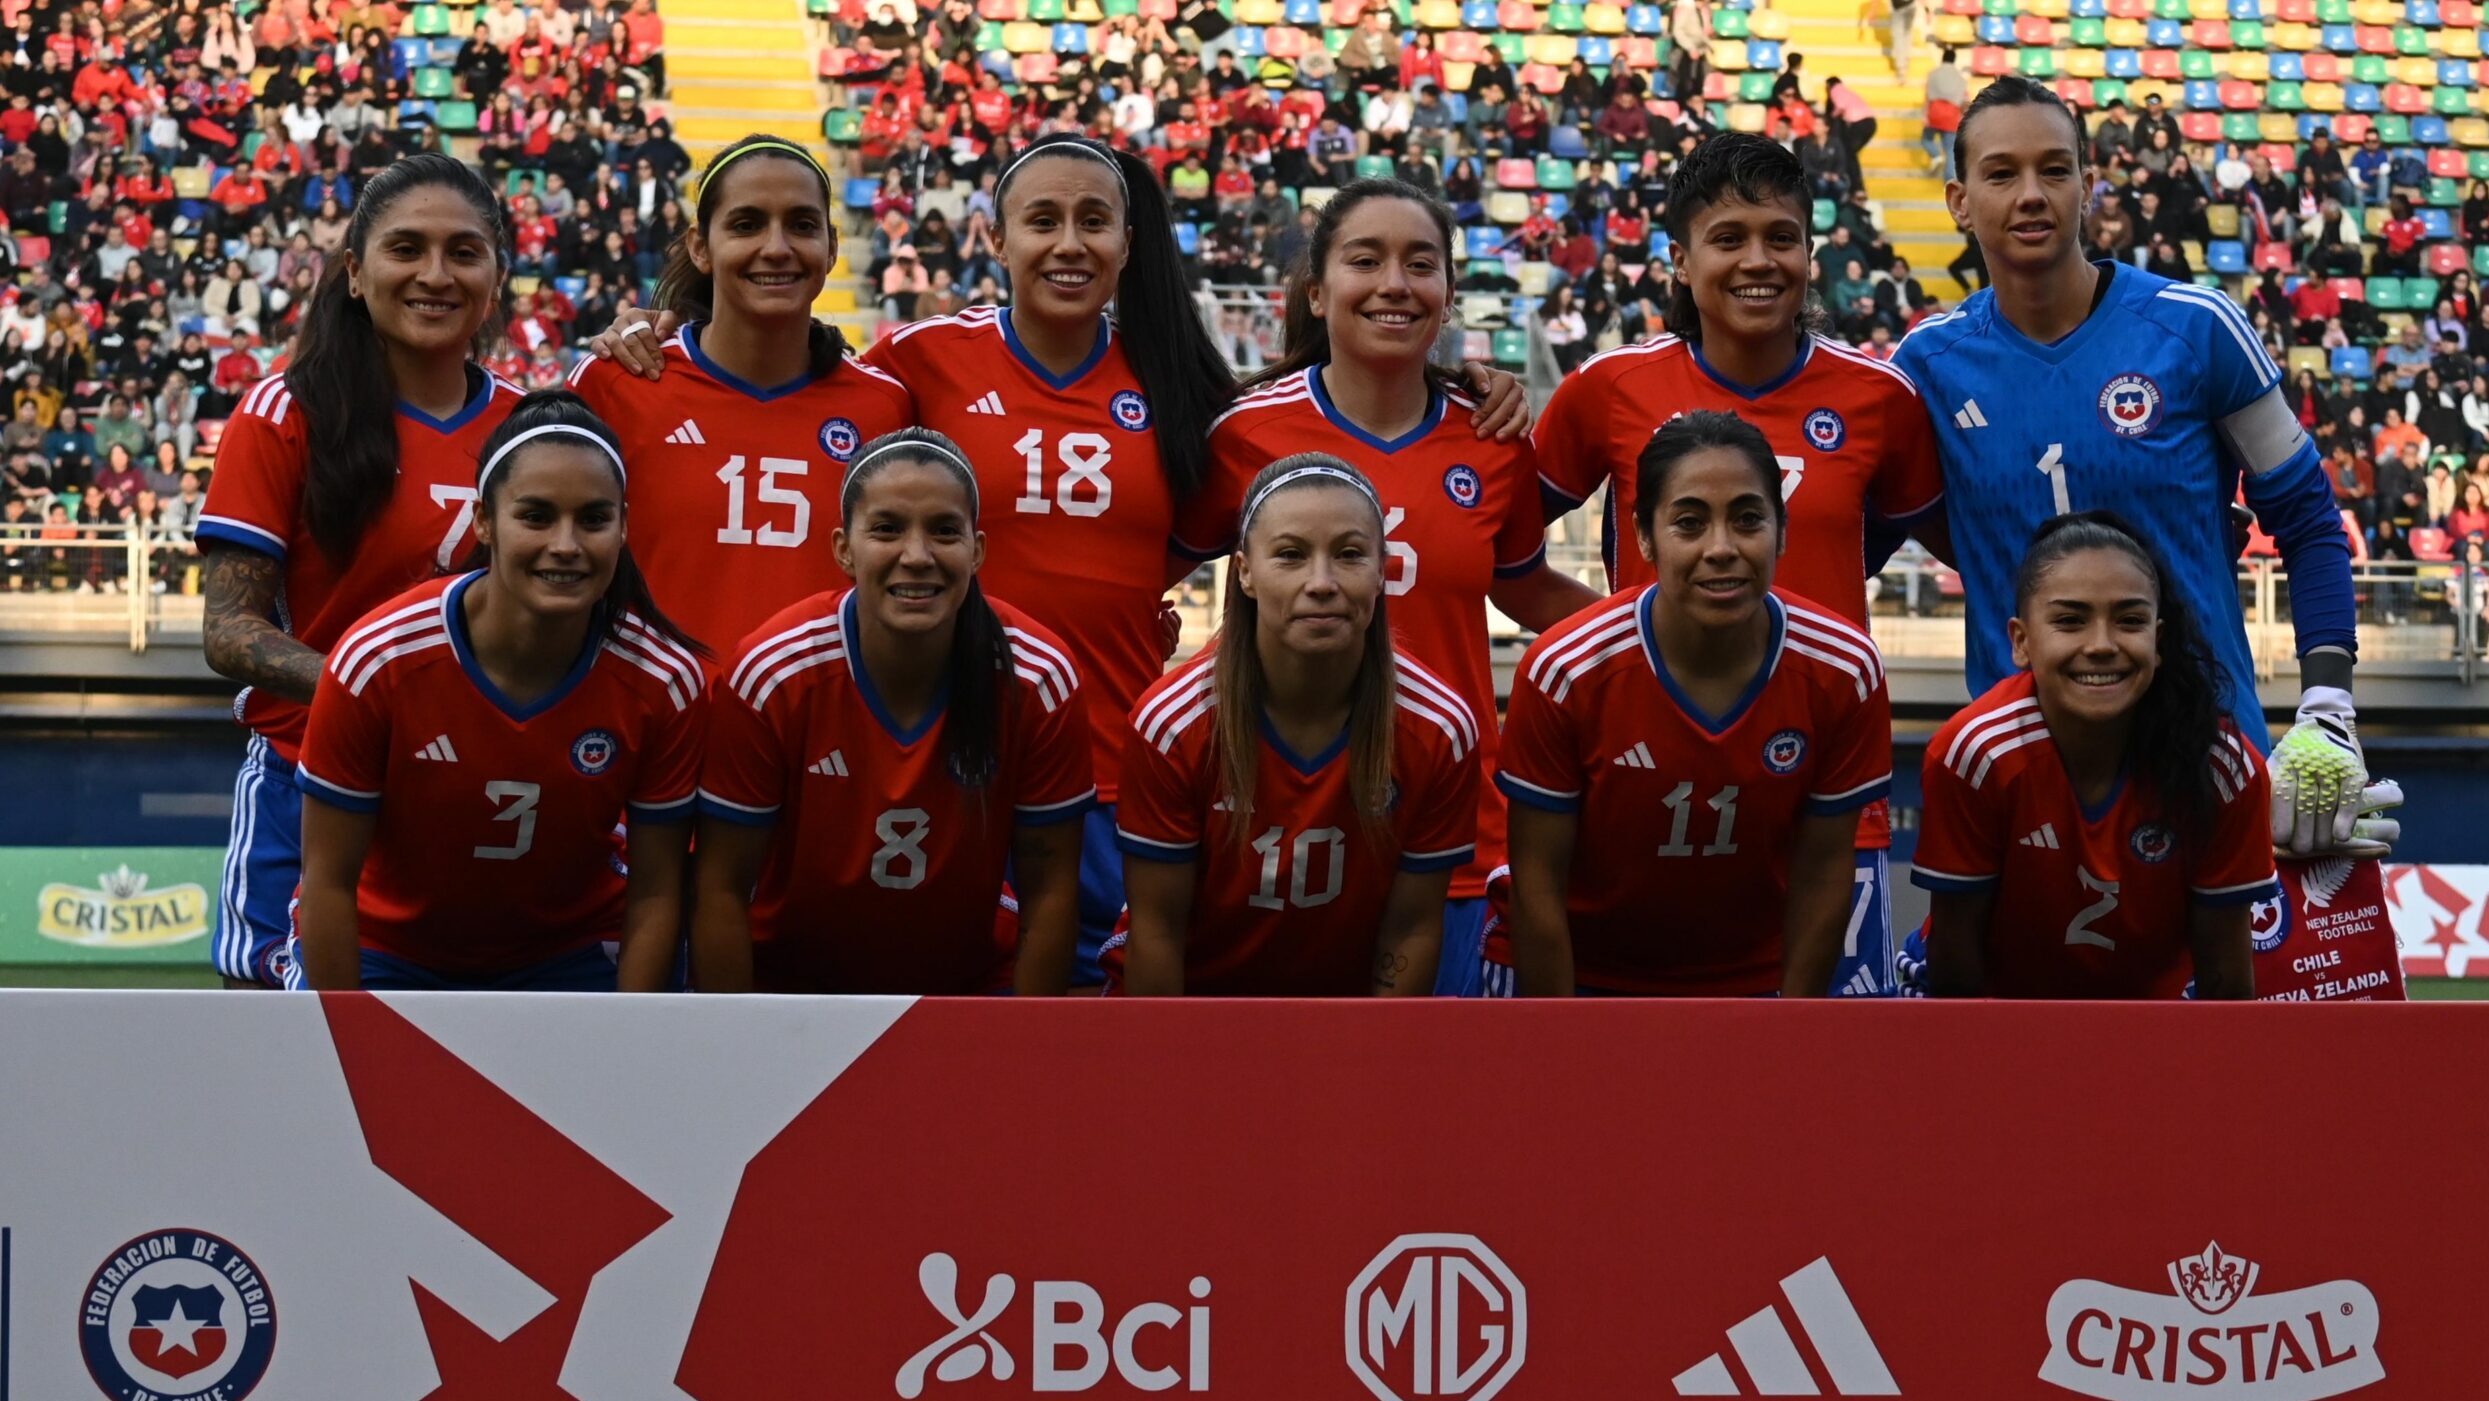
[0,0,668,593]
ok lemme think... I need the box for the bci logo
[1345,1234,1528,1401]
[895,1252,1211,1396]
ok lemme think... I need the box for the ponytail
[2013,511,2227,849]
[468,388,708,658]
[999,135,1235,501]
[655,132,852,379]
[290,152,508,563]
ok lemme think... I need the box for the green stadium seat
[1027,0,1065,18]
[2374,112,2409,140]
[2393,23,2426,53]
[2153,0,2188,15]
[1812,197,1835,230]
[2365,276,2409,308]
[1714,7,1750,35]
[2020,46,2060,74]
[2315,0,2350,19]
[807,0,831,14]
[413,67,454,98]
[1986,0,2020,13]
[45,200,64,234]
[2232,18,2264,43]
[2405,276,2440,307]
[2270,80,2307,106]
[1737,70,1774,99]
[2181,48,2217,75]
[2432,87,2470,114]
[1549,2,1587,28]
[2476,243,2489,276]
[2350,53,2389,82]
[1355,155,1394,179]
[822,108,862,142]
[1536,155,1578,187]
[1492,328,1529,365]
[2471,150,2489,179]
[1491,32,1526,61]
[2222,111,2261,138]
[2070,15,2107,40]
[2093,76,2130,104]
[2428,175,2461,203]
[435,99,476,131]
[412,5,449,35]
[1105,0,1140,13]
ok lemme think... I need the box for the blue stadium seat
[1286,0,1323,21]
[554,275,587,300]
[2420,207,2453,238]
[1543,193,1570,219]
[2071,0,2105,15]
[2208,239,2249,271]
[2439,58,2473,86]
[1052,21,1089,49]
[1465,0,1500,23]
[429,39,463,66]
[1549,125,1592,157]
[2330,346,2373,378]
[2270,52,2304,79]
[2148,17,2186,44]
[1580,35,1613,62]
[1174,222,1200,254]
[1509,295,1542,323]
[844,177,879,208]
[981,50,1014,78]
[2406,0,2439,22]
[1978,15,2015,40]
[1231,25,1265,53]
[2227,0,2261,16]
[2107,48,2143,75]
[2413,114,2449,142]
[1747,38,1781,68]
[2321,22,2358,49]
[1443,91,1470,120]
[2345,82,2381,109]
[398,99,437,123]
[2184,78,2223,107]
[1649,230,1670,260]
[1627,0,1665,28]
[395,37,430,71]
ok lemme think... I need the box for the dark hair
[1215,453,1395,842]
[2011,511,2228,849]
[995,133,1235,501]
[466,388,706,658]
[1660,133,1814,347]
[1633,410,1787,540]
[288,152,506,562]
[1954,74,2087,181]
[1252,177,1461,397]
[840,427,1012,790]
[656,133,851,377]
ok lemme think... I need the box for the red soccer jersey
[198,369,521,763]
[1209,366,1545,899]
[1114,648,1480,995]
[1534,333,1943,618]
[697,589,1097,993]
[1911,673,2280,999]
[569,325,916,662]
[1497,587,1893,995]
[1534,332,1939,851]
[294,573,707,974]
[863,306,1251,802]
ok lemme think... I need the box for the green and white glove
[2269,687,2400,857]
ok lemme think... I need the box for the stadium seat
[1578,34,1614,62]
[2271,51,2305,77]
[2071,14,2108,40]
[2107,47,2144,75]
[2303,50,2341,79]
[2017,13,2055,39]
[2286,345,2329,378]
[1172,222,1199,255]
[436,99,477,131]
[1484,190,1530,223]
[2330,345,2374,378]
[2181,110,2224,138]
[2411,527,2453,562]
[2429,173,2461,202]
[2208,239,2249,271]
[2229,49,2270,78]
[2431,146,2468,174]
[1628,1,1665,29]
[2366,275,2411,307]
[2207,202,2242,235]
[2253,240,2296,269]
[2021,47,2060,75]
[2141,49,2180,77]
[844,176,879,209]
[1747,37,1782,67]
[2196,17,2234,43]
[412,5,449,35]
[2270,79,2308,106]
[1492,328,1529,364]
[2428,243,2468,275]
[1355,155,1395,180]
[1548,125,1591,158]
[2322,21,2357,47]
[2221,78,2264,104]
[1812,197,1836,230]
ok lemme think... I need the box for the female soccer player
[1113,455,1479,996]
[590,135,1529,985]
[692,429,1094,995]
[1497,412,1892,997]
[197,152,522,988]
[291,391,708,992]
[1913,512,2271,998]
[1532,132,1944,996]
[1892,77,2383,860]
[1211,179,1598,994]
[568,134,914,659]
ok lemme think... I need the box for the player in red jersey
[1495,413,1893,996]
[693,429,1094,994]
[292,391,708,991]
[588,136,1527,986]
[1531,134,1943,998]
[1112,456,1478,995]
[1208,180,1598,995]
[569,136,914,659]
[1913,512,2269,998]
[196,153,521,988]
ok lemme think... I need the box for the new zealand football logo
[1110,390,1153,432]
[80,1229,277,1401]
[1762,728,1808,774]
[2097,373,2164,438]
[2130,822,2176,864]
[818,417,862,462]
[1804,407,1847,452]
[572,729,619,776]
[1442,464,1483,509]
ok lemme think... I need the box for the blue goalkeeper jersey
[1894,263,2353,752]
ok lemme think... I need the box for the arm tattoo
[202,548,323,703]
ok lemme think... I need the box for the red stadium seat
[2301,51,2341,81]
[2411,527,2453,561]
[2253,240,2296,269]
[1495,156,1540,187]
[2327,109,2369,138]
[1520,61,1566,91]
[1705,71,1734,99]
[2180,110,2224,138]
[2015,14,2054,41]
[1973,44,2012,73]
[2057,77,2099,105]
[2143,48,2183,77]
[2339,510,2366,561]
[195,419,226,457]
[2327,275,2368,300]
[1944,0,1981,13]
[1623,36,1659,65]
[2431,147,2469,175]
[2244,518,2280,557]
[2276,0,2315,17]
[1442,28,1486,59]
[2428,243,2468,275]
[2196,18,2233,45]
[2257,140,2298,171]
[2445,0,2479,23]
[1499,0,1540,28]
[2354,24,2394,51]
[2220,78,2262,105]
[2107,0,2148,15]
[2385,82,2428,112]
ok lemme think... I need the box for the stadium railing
[0,522,202,654]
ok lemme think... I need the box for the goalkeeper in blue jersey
[1891,76,2398,865]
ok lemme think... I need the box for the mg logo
[1345,1234,1527,1401]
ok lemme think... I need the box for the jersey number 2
[2066,867,2120,950]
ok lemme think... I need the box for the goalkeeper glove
[2270,687,2401,857]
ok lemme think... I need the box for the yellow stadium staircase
[1762,0,1970,301]
[658,0,868,337]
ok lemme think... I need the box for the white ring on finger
[620,321,655,338]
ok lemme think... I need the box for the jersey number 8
[872,808,933,890]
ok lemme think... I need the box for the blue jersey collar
[1001,307,1112,390]
[398,364,495,434]
[1308,363,1447,454]
[842,590,949,746]
[444,570,605,722]
[1260,709,1350,775]
[1637,585,1785,735]
[1980,260,2124,365]
[1688,336,1814,401]
[682,321,825,402]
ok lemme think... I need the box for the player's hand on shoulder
[588,308,683,380]
[1463,363,1534,442]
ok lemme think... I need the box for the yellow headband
[699,139,831,198]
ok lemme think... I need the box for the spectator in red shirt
[206,165,268,238]
[211,333,261,397]
[1550,217,1598,280]
[0,93,34,147]
[2373,194,2424,277]
[70,53,130,110]
[622,0,665,95]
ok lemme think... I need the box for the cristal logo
[894,1252,1211,1396]
[1346,1233,1527,1401]
[2040,1242,2384,1400]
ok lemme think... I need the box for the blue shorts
[215,733,301,988]
[348,943,620,992]
[1476,849,1897,997]
[1071,802,1124,988]
[1435,897,1489,997]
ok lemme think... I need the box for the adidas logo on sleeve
[965,391,1005,416]
[1611,741,1657,769]
[2018,824,2061,850]
[665,418,707,445]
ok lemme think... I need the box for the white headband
[478,424,627,493]
[1240,463,1380,533]
[1000,139,1130,200]
[844,438,981,519]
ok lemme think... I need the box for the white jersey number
[716,454,813,548]
[1654,781,1741,857]
[2066,867,2120,950]
[428,484,480,571]
[1248,825,1348,910]
[473,781,541,861]
[1775,454,1806,503]
[1383,506,1417,597]
[871,807,933,890]
[1012,429,1114,518]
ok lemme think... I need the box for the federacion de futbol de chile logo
[1442,464,1483,509]
[2098,374,2164,438]
[819,417,862,462]
[572,729,619,776]
[1110,390,1153,432]
[1804,407,1847,452]
[79,1229,277,1401]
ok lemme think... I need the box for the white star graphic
[147,1299,210,1355]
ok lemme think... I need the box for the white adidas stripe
[1672,1257,1898,1396]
